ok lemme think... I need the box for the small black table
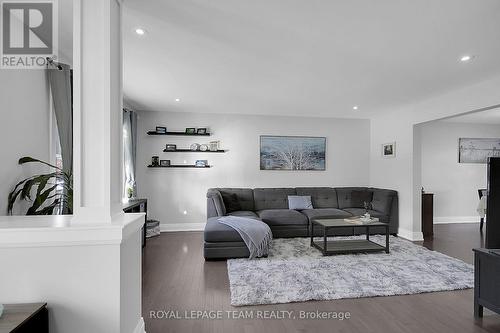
[0,303,48,333]
[311,218,390,255]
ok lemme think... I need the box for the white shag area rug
[227,235,474,306]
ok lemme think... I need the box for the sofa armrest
[207,189,226,218]
[371,188,398,234]
[389,193,398,233]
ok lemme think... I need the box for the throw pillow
[288,196,313,210]
[221,193,242,212]
[351,190,373,208]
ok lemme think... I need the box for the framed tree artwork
[260,135,326,170]
[459,138,500,163]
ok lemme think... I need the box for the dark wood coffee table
[311,218,389,255]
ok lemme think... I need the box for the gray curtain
[47,62,73,174]
[123,109,137,198]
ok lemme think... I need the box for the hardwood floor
[142,223,500,333]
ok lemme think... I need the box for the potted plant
[7,157,73,215]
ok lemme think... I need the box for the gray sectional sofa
[204,187,398,259]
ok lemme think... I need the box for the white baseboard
[160,223,205,232]
[434,216,480,224]
[397,228,424,241]
[133,317,145,333]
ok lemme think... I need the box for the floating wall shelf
[147,131,210,136]
[147,165,212,168]
[162,149,226,153]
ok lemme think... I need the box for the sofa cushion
[253,188,296,210]
[301,208,352,222]
[351,190,374,208]
[295,187,338,208]
[256,209,308,226]
[218,188,255,211]
[342,208,389,223]
[221,193,242,212]
[204,217,245,242]
[227,211,260,219]
[371,189,395,214]
[336,187,371,209]
[288,196,313,210]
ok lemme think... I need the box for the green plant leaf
[7,187,24,214]
[20,174,57,201]
[8,175,39,210]
[8,156,72,215]
[36,175,50,198]
[32,199,60,215]
[20,177,37,201]
[26,184,58,215]
[18,156,61,171]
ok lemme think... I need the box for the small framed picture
[151,156,159,166]
[185,128,196,134]
[165,144,177,151]
[156,126,167,134]
[382,142,396,158]
[160,160,171,167]
[196,128,207,135]
[195,159,208,167]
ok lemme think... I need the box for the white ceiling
[442,107,500,125]
[123,0,500,118]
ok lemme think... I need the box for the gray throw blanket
[218,216,273,259]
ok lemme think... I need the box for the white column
[0,3,144,332]
[72,0,124,224]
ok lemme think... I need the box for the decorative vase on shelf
[209,141,221,151]
[363,201,372,220]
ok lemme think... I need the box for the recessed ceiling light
[175,98,181,102]
[353,106,359,110]
[135,28,146,35]
[460,55,473,62]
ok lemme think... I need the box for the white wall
[0,70,51,215]
[136,111,370,230]
[370,74,500,240]
[370,112,419,240]
[420,121,500,222]
[135,75,500,235]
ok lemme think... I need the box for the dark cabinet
[473,248,500,318]
[422,193,434,237]
[486,157,500,248]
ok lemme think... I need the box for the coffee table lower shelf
[311,239,387,255]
